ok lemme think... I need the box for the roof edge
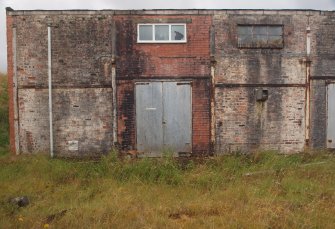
[5,8,335,16]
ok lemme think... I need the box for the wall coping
[6,8,335,16]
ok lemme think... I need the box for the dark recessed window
[237,25,283,48]
[137,24,187,43]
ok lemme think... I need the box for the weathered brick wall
[213,12,309,153]
[117,80,135,150]
[214,13,308,84]
[6,15,15,153]
[15,15,48,87]
[192,79,211,155]
[18,89,49,153]
[52,88,113,156]
[8,11,212,156]
[14,14,114,87]
[310,12,335,77]
[215,87,305,153]
[213,14,307,83]
[309,13,335,148]
[18,88,114,156]
[7,10,335,156]
[50,15,114,87]
[11,13,115,157]
[115,15,211,78]
[13,15,49,154]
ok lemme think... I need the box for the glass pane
[238,34,253,47]
[238,26,252,35]
[268,26,283,36]
[253,34,268,47]
[171,25,185,40]
[253,26,267,35]
[155,25,169,40]
[139,25,153,41]
[268,35,283,47]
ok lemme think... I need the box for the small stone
[10,196,29,207]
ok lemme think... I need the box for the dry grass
[0,151,334,228]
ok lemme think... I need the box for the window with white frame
[137,24,187,43]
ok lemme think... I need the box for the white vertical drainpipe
[210,63,215,150]
[306,26,311,56]
[48,26,54,157]
[210,24,216,154]
[111,62,117,144]
[305,26,311,145]
[111,21,117,145]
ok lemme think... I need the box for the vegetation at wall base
[0,73,9,156]
[0,151,334,228]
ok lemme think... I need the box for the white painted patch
[68,140,79,151]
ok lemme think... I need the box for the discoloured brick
[213,12,309,153]
[215,87,305,153]
[6,15,15,153]
[6,9,335,156]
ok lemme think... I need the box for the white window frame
[137,23,187,43]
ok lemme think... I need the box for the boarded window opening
[237,25,283,48]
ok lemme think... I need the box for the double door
[135,81,192,155]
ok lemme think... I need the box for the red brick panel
[117,80,135,150]
[192,79,211,155]
[115,15,212,78]
[115,15,212,154]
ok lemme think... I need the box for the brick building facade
[6,8,335,157]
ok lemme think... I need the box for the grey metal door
[163,82,192,152]
[136,82,164,153]
[327,83,335,148]
[136,82,192,154]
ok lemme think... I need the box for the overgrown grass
[0,73,9,156]
[0,151,334,228]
